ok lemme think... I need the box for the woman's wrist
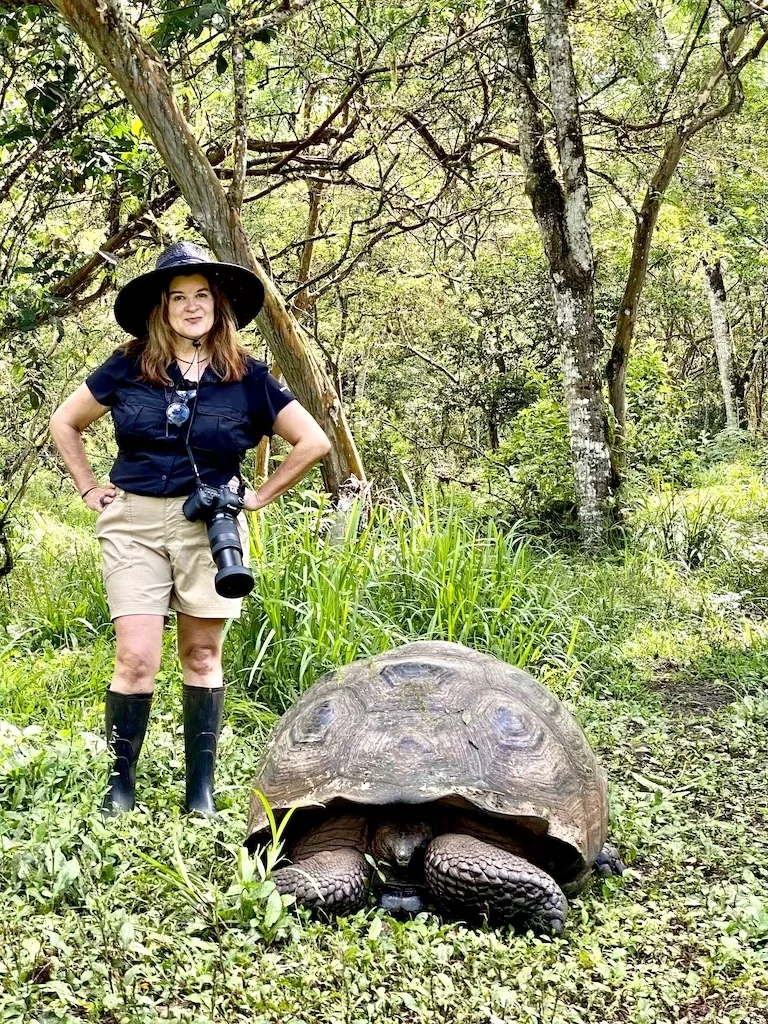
[243,486,268,512]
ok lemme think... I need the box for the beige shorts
[94,488,250,620]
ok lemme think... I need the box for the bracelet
[80,485,98,499]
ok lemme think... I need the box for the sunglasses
[166,385,198,426]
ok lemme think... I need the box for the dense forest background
[2,0,768,544]
[2,2,768,1022]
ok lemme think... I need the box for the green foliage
[633,495,731,569]
[2,464,768,1020]
[151,0,230,51]
[625,346,703,487]
[487,394,577,530]
[225,488,586,710]
[0,514,110,649]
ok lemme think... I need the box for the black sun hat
[113,241,265,338]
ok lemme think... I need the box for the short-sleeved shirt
[86,349,296,497]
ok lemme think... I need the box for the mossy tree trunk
[505,0,613,545]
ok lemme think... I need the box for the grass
[1,467,768,1022]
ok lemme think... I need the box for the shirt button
[162,475,167,481]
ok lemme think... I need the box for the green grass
[1,470,768,1022]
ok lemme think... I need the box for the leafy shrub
[625,346,703,487]
[486,394,578,530]
[699,427,760,467]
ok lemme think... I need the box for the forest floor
[1,459,767,1024]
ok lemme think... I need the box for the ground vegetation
[2,3,768,1019]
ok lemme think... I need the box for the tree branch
[228,28,247,212]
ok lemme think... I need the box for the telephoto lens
[206,511,254,598]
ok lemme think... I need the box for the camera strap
[185,441,204,489]
[182,369,205,489]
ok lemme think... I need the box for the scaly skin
[423,833,568,935]
[272,848,370,915]
[595,842,625,877]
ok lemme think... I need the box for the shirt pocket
[113,397,168,447]
[189,408,251,455]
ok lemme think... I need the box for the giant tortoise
[245,641,622,934]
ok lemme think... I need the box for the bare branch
[228,28,247,212]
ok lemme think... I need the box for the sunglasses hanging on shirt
[166,343,204,432]
[166,384,198,426]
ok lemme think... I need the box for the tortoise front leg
[273,848,370,916]
[424,834,568,935]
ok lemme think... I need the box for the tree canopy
[2,0,768,546]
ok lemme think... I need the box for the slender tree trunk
[702,258,741,429]
[749,347,767,432]
[51,0,365,495]
[293,181,324,315]
[506,0,612,545]
[605,5,768,463]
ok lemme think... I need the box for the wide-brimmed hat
[113,240,265,337]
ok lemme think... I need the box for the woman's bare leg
[111,614,165,694]
[176,614,226,687]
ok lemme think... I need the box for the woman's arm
[49,384,116,511]
[242,401,331,512]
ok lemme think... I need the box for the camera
[183,484,254,598]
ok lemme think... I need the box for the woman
[49,241,330,816]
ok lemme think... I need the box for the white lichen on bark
[507,0,613,545]
[554,284,613,546]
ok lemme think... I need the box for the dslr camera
[183,483,254,598]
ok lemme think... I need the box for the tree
[504,0,613,544]
[603,1,768,462]
[702,257,741,429]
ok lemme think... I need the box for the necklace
[176,352,209,369]
[175,349,209,383]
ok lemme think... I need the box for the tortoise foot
[273,848,369,916]
[595,842,625,877]
[424,833,568,935]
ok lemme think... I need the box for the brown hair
[123,276,249,384]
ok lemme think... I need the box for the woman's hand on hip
[84,483,117,513]
[241,487,267,512]
[227,476,266,513]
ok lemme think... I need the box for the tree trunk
[506,0,612,545]
[605,5,768,463]
[702,258,741,429]
[51,0,365,496]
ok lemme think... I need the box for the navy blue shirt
[86,349,296,497]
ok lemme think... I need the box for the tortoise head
[372,819,434,873]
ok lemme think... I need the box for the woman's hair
[124,276,249,383]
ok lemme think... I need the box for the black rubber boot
[183,685,225,815]
[103,689,153,816]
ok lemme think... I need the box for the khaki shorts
[94,488,250,620]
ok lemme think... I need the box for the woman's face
[166,273,215,345]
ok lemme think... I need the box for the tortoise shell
[246,641,608,881]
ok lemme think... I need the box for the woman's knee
[179,640,221,677]
[113,646,161,690]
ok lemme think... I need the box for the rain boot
[103,689,152,815]
[183,684,224,815]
